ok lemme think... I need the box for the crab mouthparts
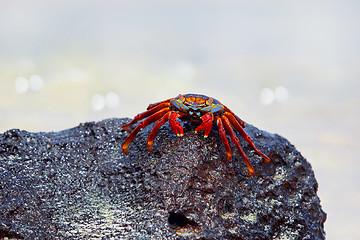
[188,110,201,117]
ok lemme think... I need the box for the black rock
[0,118,326,239]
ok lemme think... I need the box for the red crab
[121,94,270,176]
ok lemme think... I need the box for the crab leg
[225,112,270,163]
[147,111,185,151]
[224,107,245,128]
[169,112,184,136]
[195,112,214,138]
[122,102,171,131]
[122,107,170,155]
[146,99,172,110]
[215,116,232,162]
[221,115,255,177]
[147,111,171,152]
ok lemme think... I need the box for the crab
[121,94,270,176]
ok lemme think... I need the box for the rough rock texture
[0,118,326,239]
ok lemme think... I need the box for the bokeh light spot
[260,88,274,105]
[91,94,106,111]
[274,86,289,103]
[14,76,29,94]
[105,92,120,109]
[29,74,44,91]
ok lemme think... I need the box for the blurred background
[0,0,359,239]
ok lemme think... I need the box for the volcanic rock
[0,118,326,239]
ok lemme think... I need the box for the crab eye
[205,98,213,105]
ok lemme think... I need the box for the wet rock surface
[0,118,326,239]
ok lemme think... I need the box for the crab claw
[195,112,214,138]
[169,112,184,136]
